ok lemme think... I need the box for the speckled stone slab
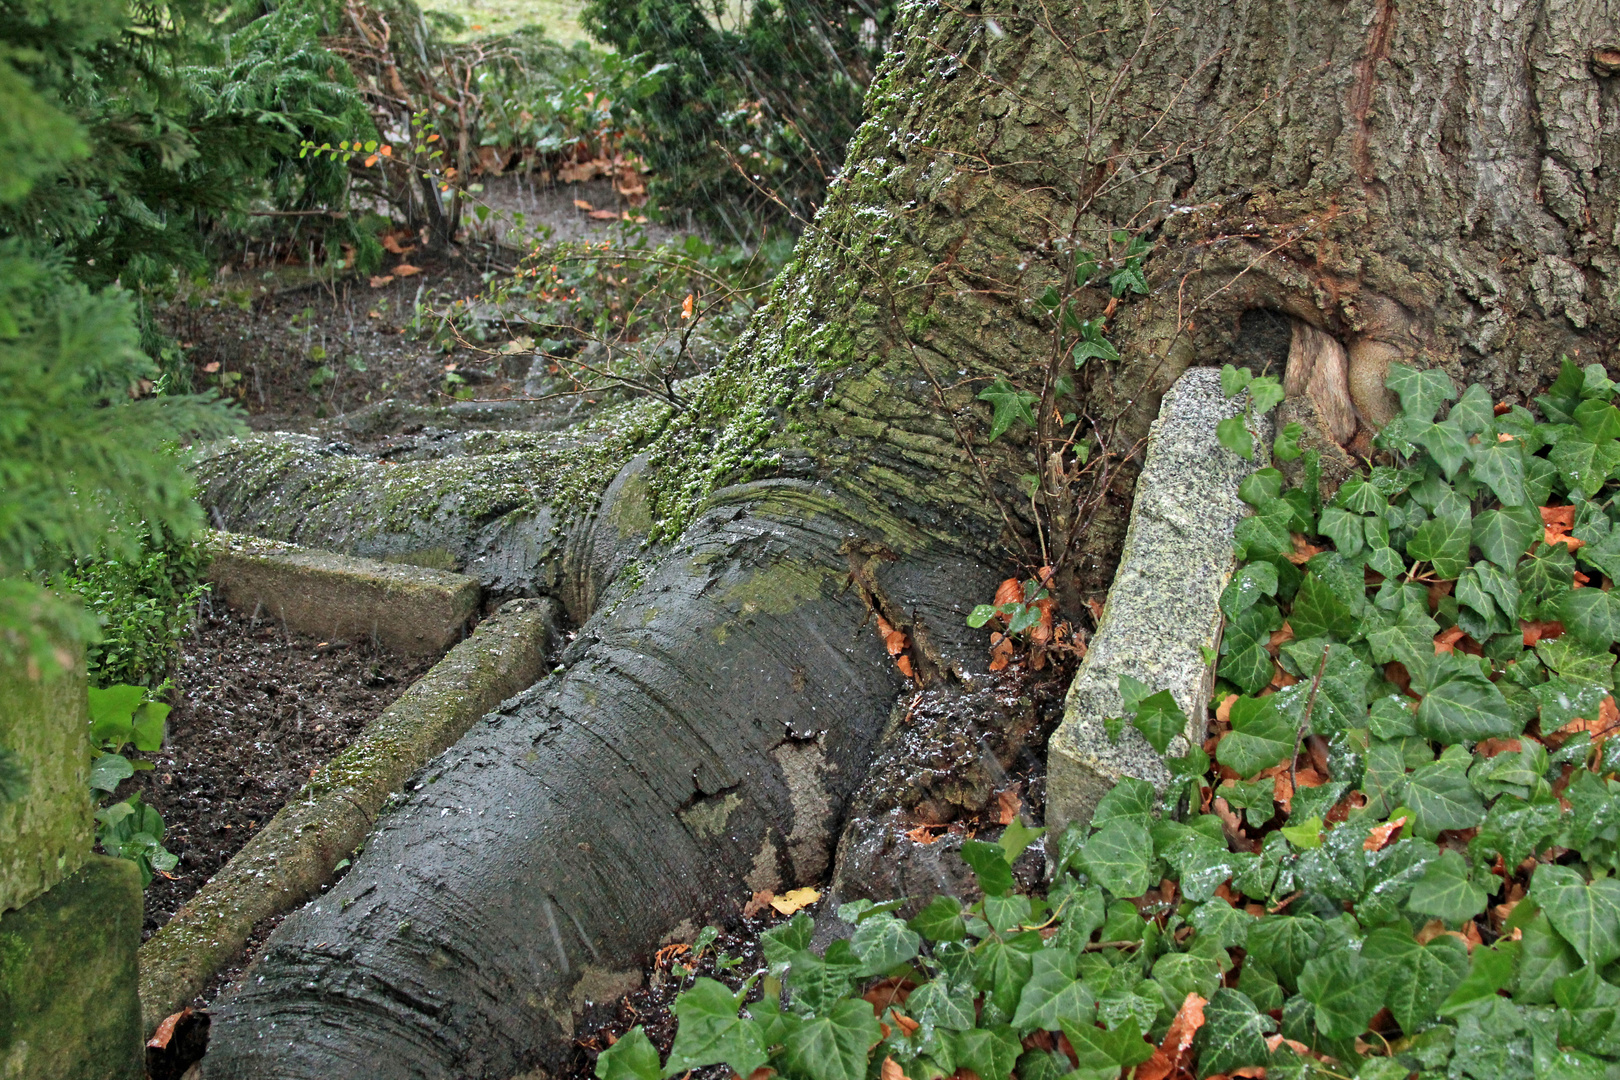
[1046,368,1269,838]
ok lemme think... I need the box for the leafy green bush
[85,682,177,884]
[581,0,889,236]
[599,359,1620,1080]
[51,528,210,690]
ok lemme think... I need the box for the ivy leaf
[1419,418,1473,478]
[1557,587,1620,649]
[665,979,767,1078]
[952,1026,1022,1080]
[1058,1017,1155,1072]
[1012,953,1096,1032]
[1234,500,1295,560]
[850,914,920,975]
[1549,434,1620,497]
[1316,506,1365,558]
[1297,950,1384,1038]
[906,980,977,1031]
[1290,572,1357,640]
[1220,562,1280,619]
[978,378,1038,441]
[910,896,966,943]
[1576,523,1620,581]
[1081,817,1155,898]
[1515,911,1583,1004]
[1249,377,1286,414]
[1474,505,1541,570]
[1132,689,1188,754]
[1406,849,1489,926]
[1450,382,1497,434]
[1195,988,1272,1079]
[1365,604,1441,669]
[597,1026,663,1080]
[1437,941,1519,1016]
[1218,416,1255,460]
[1240,468,1284,507]
[779,999,883,1080]
[1245,916,1324,992]
[1472,440,1528,507]
[1405,748,1486,839]
[1414,660,1518,744]
[1407,511,1473,580]
[1221,365,1254,398]
[1091,776,1155,829]
[1518,542,1576,618]
[1361,928,1468,1033]
[1386,362,1456,423]
[960,839,1013,897]
[1216,696,1295,778]
[1531,865,1620,967]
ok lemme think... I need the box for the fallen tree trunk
[199,0,1615,1074]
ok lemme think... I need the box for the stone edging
[1046,368,1268,837]
[136,595,563,1033]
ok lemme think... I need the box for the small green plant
[84,682,177,885]
[95,795,177,887]
[967,578,1052,638]
[1213,364,1288,461]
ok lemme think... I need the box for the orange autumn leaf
[1285,535,1325,565]
[588,209,621,220]
[995,787,1022,825]
[1522,619,1565,646]
[368,274,394,288]
[892,1014,921,1037]
[881,1058,908,1080]
[1266,622,1295,654]
[1546,528,1585,552]
[1265,1035,1311,1056]
[1434,626,1467,654]
[573,198,595,211]
[993,578,1022,607]
[876,616,908,656]
[1215,693,1239,726]
[896,655,916,680]
[743,890,775,917]
[1293,767,1327,788]
[1476,737,1523,756]
[393,263,422,277]
[988,633,1015,672]
[1364,816,1407,851]
[1139,993,1208,1080]
[906,824,944,845]
[1540,505,1576,530]
[682,293,695,320]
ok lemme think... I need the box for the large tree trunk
[199,1,1618,1076]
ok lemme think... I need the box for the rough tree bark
[199,1,1618,1076]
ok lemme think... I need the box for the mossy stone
[0,856,143,1080]
[0,644,93,915]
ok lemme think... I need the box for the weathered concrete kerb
[136,597,563,1032]
[205,531,481,655]
[1047,368,1268,837]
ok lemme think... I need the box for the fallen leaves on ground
[770,887,820,915]
[369,274,394,288]
[994,786,1022,825]
[393,263,421,277]
[1138,992,1207,1080]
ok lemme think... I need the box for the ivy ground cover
[597,359,1620,1080]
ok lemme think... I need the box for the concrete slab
[0,645,92,914]
[204,532,481,655]
[1046,368,1268,838]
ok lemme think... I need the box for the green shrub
[600,359,1620,1080]
[52,528,210,690]
[581,0,889,237]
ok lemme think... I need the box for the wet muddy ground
[122,599,441,939]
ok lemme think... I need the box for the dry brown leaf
[369,274,394,288]
[876,616,908,657]
[994,787,1022,825]
[1476,737,1523,756]
[1293,767,1326,788]
[988,633,1015,672]
[1541,505,1577,530]
[770,887,820,915]
[1265,1035,1311,1056]
[881,1058,908,1080]
[892,1014,920,1037]
[1434,626,1468,654]
[1215,693,1239,727]
[993,578,1022,607]
[906,824,944,845]
[1363,816,1407,851]
[393,263,422,277]
[573,198,595,211]
[743,890,775,917]
[1547,528,1585,552]
[1139,992,1207,1080]
[896,655,916,680]
[1086,596,1106,624]
[589,209,620,220]
[1522,619,1566,646]
[147,1008,192,1050]
[381,233,413,254]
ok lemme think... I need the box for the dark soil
[157,175,691,435]
[121,599,441,939]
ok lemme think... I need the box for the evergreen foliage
[580,0,889,237]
